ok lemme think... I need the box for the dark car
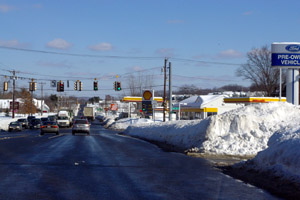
[27,116,36,125]
[40,121,59,135]
[17,118,29,129]
[30,118,42,129]
[40,117,50,125]
[8,122,22,132]
[48,115,57,122]
[72,119,90,135]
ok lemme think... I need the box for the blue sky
[1,0,300,98]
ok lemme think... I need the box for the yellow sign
[143,90,152,101]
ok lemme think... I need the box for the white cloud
[46,38,72,50]
[0,39,29,48]
[0,4,14,13]
[88,42,113,51]
[217,49,243,59]
[155,48,175,57]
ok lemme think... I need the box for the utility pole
[12,70,15,119]
[168,62,172,121]
[40,82,45,116]
[163,58,167,122]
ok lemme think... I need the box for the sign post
[271,42,300,105]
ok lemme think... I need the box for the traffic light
[116,81,121,91]
[79,81,82,91]
[57,81,64,92]
[113,81,117,91]
[94,81,98,91]
[3,81,8,91]
[29,82,37,91]
[60,82,64,92]
[74,82,78,90]
[142,103,146,111]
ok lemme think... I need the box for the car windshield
[41,118,49,121]
[10,122,19,125]
[58,116,68,120]
[17,119,26,122]
[75,120,88,124]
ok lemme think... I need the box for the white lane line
[48,134,65,139]
[0,135,29,140]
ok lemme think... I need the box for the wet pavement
[0,124,280,200]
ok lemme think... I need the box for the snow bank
[201,102,299,155]
[244,125,300,182]
[0,117,19,131]
[109,118,153,131]
[123,102,300,156]
[123,119,210,149]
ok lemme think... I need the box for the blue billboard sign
[272,43,300,68]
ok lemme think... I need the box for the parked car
[40,121,59,135]
[30,118,42,129]
[17,118,29,129]
[8,122,22,132]
[72,119,90,135]
[40,117,50,125]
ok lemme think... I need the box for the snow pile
[245,125,300,182]
[123,119,210,149]
[0,117,20,131]
[123,102,300,156]
[201,102,299,155]
[109,118,153,131]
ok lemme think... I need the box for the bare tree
[126,72,154,96]
[236,45,280,96]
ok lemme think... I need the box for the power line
[0,45,163,60]
[0,45,243,66]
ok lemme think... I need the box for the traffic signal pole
[12,70,15,119]
[163,58,167,122]
[168,62,172,121]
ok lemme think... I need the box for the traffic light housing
[116,81,121,91]
[79,81,82,91]
[113,81,116,91]
[57,81,64,92]
[74,82,78,91]
[3,81,8,91]
[142,103,146,111]
[94,81,98,91]
[60,82,64,92]
[29,82,37,91]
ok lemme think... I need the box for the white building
[175,95,242,120]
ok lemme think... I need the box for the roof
[224,97,287,103]
[176,95,226,107]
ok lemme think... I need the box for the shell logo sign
[143,90,153,101]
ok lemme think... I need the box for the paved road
[0,124,279,200]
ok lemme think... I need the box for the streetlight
[178,103,187,120]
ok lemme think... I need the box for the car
[40,121,59,135]
[8,121,22,132]
[30,118,42,129]
[48,115,57,122]
[40,117,50,125]
[72,119,90,135]
[17,118,29,129]
[27,116,36,124]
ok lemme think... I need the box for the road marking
[48,134,65,139]
[0,135,29,140]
